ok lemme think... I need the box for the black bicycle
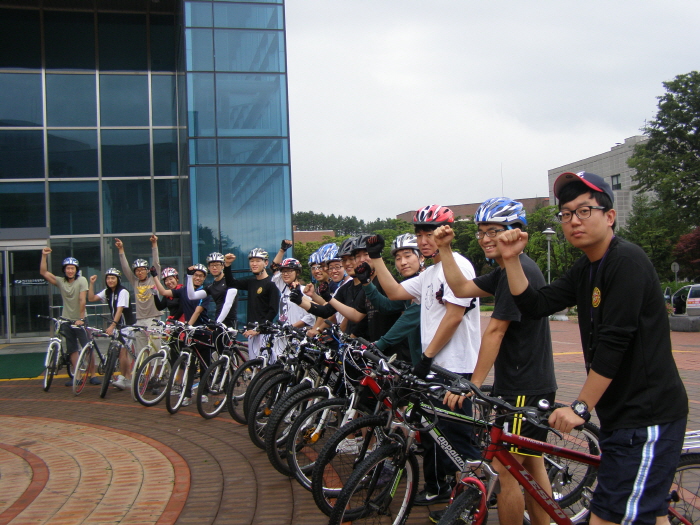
[38,314,76,392]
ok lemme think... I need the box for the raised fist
[366,235,385,259]
[280,239,293,251]
[354,261,372,284]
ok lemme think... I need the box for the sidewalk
[0,317,697,524]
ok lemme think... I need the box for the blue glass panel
[0,9,40,69]
[98,13,148,71]
[102,179,152,234]
[218,138,288,164]
[0,182,45,228]
[150,15,177,72]
[214,0,282,3]
[152,75,177,126]
[154,178,180,232]
[49,181,100,235]
[187,73,216,137]
[0,130,44,179]
[185,29,214,71]
[46,74,97,127]
[0,73,43,126]
[214,30,284,72]
[212,4,282,29]
[101,130,150,177]
[186,2,213,27]
[100,75,149,126]
[192,166,220,261]
[154,129,178,176]
[189,139,217,164]
[45,11,95,70]
[217,166,291,261]
[216,74,287,137]
[48,130,98,178]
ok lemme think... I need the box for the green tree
[617,194,690,280]
[627,71,700,224]
[673,226,700,280]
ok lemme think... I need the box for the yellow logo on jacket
[592,287,601,308]
[257,287,263,294]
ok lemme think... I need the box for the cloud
[286,1,700,220]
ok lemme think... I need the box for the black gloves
[289,287,303,305]
[281,239,293,251]
[270,261,281,272]
[412,353,433,380]
[317,282,332,302]
[186,267,196,276]
[366,235,385,259]
[150,266,158,277]
[354,262,372,284]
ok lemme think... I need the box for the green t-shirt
[56,276,88,320]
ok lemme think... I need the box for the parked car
[686,285,700,316]
[672,284,700,315]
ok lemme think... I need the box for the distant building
[292,226,336,244]
[548,136,648,229]
[396,197,550,224]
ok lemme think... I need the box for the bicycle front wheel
[226,357,264,424]
[134,353,172,407]
[165,354,189,414]
[437,484,487,525]
[196,358,231,419]
[131,345,153,400]
[328,442,419,525]
[100,345,119,399]
[669,452,700,525]
[43,341,60,392]
[73,344,94,396]
[248,371,293,449]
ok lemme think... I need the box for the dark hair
[557,180,616,230]
[414,224,438,234]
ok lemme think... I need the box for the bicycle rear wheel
[100,345,119,398]
[134,352,172,407]
[196,358,231,419]
[131,345,153,400]
[436,484,487,525]
[226,357,264,424]
[328,442,419,525]
[248,371,294,449]
[165,354,189,414]
[73,344,94,396]
[669,452,700,525]
[243,362,284,422]
[43,341,59,392]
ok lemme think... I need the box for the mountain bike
[38,314,76,392]
[72,327,109,396]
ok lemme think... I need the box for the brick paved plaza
[1,316,698,524]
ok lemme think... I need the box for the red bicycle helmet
[413,204,454,227]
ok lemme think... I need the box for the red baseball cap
[553,171,615,204]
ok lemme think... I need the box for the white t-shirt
[96,288,130,308]
[400,253,480,374]
[272,273,315,327]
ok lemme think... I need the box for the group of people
[40,170,687,525]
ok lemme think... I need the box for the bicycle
[130,320,168,401]
[98,322,148,399]
[38,314,76,392]
[72,326,110,396]
[668,431,700,525]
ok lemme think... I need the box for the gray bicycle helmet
[391,233,419,256]
[206,252,225,264]
[248,248,269,260]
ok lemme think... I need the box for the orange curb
[0,443,49,525]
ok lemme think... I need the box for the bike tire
[311,412,389,515]
[131,345,153,400]
[243,362,284,422]
[248,371,294,449]
[669,452,700,525]
[100,345,119,399]
[196,358,230,419]
[165,354,189,414]
[134,352,172,407]
[43,341,59,392]
[265,386,331,477]
[73,344,93,396]
[328,442,419,525]
[437,484,487,525]
[226,357,264,424]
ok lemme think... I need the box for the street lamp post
[542,227,556,284]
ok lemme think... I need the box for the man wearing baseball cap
[496,171,687,525]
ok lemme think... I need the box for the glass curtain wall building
[0,0,292,342]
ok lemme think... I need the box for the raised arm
[495,229,530,296]
[365,236,413,300]
[215,288,238,324]
[115,238,137,287]
[87,275,101,302]
[39,247,58,286]
[186,273,207,300]
[272,239,293,269]
[434,226,487,298]
[150,234,161,276]
[153,275,173,297]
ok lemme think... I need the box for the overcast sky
[284,1,699,222]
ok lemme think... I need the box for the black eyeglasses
[556,206,607,223]
[475,228,507,240]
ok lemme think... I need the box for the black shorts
[591,417,686,525]
[494,391,556,457]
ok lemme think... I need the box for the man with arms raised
[496,172,687,525]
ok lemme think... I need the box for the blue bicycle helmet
[318,243,339,263]
[473,197,527,228]
[308,250,322,266]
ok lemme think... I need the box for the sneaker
[336,437,360,455]
[113,375,128,390]
[414,486,452,506]
[200,395,208,404]
[182,397,191,406]
[89,377,102,386]
[170,385,182,396]
[428,507,447,523]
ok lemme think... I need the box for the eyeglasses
[556,206,607,223]
[310,265,323,271]
[328,265,343,271]
[475,228,507,240]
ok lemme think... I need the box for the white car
[672,284,700,316]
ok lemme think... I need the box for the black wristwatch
[570,400,591,422]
